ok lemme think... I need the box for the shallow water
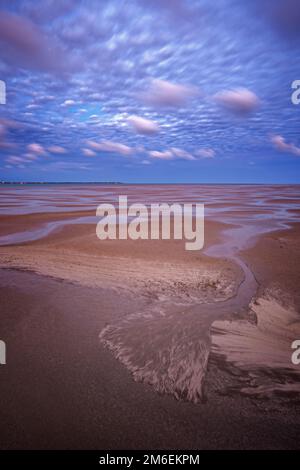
[0,184,300,248]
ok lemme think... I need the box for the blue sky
[0,0,300,183]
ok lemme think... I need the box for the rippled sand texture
[100,304,211,403]
[0,184,300,403]
[211,295,300,396]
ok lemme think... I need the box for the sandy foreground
[0,205,300,449]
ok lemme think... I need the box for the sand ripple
[100,304,211,403]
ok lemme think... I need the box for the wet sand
[0,184,300,449]
[0,268,299,450]
[210,223,300,398]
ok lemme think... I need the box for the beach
[0,184,300,449]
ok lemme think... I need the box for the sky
[0,0,300,183]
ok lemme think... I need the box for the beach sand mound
[211,293,300,398]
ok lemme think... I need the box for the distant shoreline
[1,182,300,186]
[0,181,123,185]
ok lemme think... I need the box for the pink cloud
[86,140,104,151]
[86,140,133,156]
[148,148,196,161]
[196,148,215,158]
[5,155,26,165]
[148,150,174,160]
[0,11,66,73]
[141,79,197,107]
[214,88,260,115]
[270,134,300,156]
[127,115,159,135]
[170,147,195,160]
[48,145,67,154]
[82,148,96,157]
[27,143,46,155]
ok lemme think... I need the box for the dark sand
[1,268,299,450]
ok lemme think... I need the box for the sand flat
[0,184,300,448]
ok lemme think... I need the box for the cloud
[148,148,195,161]
[0,11,66,73]
[196,148,215,158]
[26,104,39,110]
[127,115,159,135]
[27,143,46,155]
[86,140,132,156]
[48,145,67,154]
[5,155,27,165]
[82,148,96,157]
[270,134,300,156]
[214,88,260,115]
[170,147,195,160]
[62,99,75,107]
[141,79,197,107]
[86,140,104,151]
[148,150,174,160]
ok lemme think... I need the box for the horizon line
[1,181,300,186]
